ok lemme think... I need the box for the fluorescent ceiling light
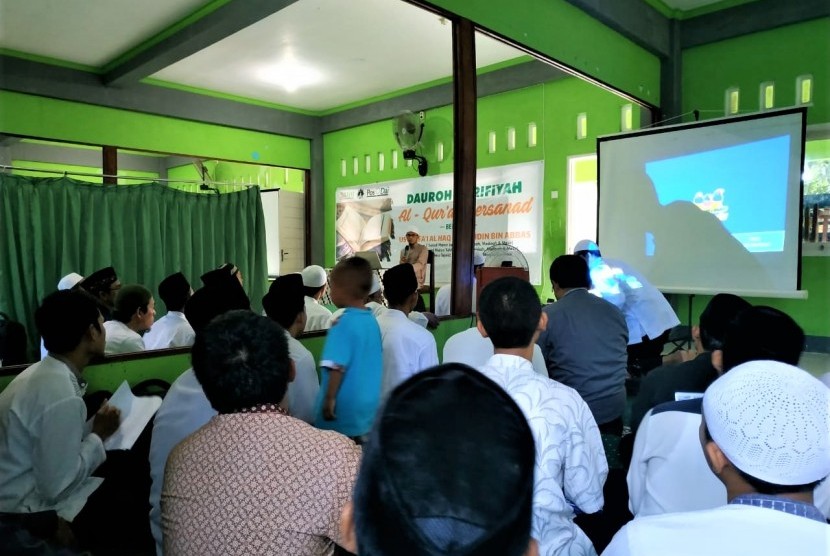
[259,58,323,93]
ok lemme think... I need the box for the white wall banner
[335,161,544,284]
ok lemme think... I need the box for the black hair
[36,290,102,354]
[112,284,152,324]
[263,292,304,330]
[331,257,373,298]
[192,310,291,414]
[478,277,541,349]
[698,293,752,352]
[549,254,591,289]
[382,265,418,307]
[184,284,251,335]
[701,422,819,495]
[158,273,191,312]
[722,306,804,372]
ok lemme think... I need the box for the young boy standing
[314,257,383,442]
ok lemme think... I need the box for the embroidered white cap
[703,360,830,485]
[57,273,84,291]
[300,265,328,288]
[405,226,420,235]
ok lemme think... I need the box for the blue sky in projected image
[645,135,790,236]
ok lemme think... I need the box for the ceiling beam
[563,0,671,58]
[102,0,302,87]
[681,0,830,49]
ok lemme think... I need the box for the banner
[335,161,543,284]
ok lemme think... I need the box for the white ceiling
[0,0,208,67]
[151,0,522,111]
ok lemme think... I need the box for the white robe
[285,335,319,425]
[434,277,477,317]
[103,320,145,355]
[443,327,548,377]
[304,297,333,332]
[376,309,439,397]
[142,311,195,350]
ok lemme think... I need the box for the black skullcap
[185,281,251,334]
[158,272,190,299]
[353,363,535,556]
[698,293,751,351]
[81,266,118,294]
[382,264,418,305]
[200,263,238,287]
[262,273,305,328]
[721,305,804,372]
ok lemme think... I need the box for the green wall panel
[0,91,311,169]
[429,0,661,105]
[682,18,830,125]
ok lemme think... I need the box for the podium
[476,266,531,302]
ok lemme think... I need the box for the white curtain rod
[0,164,255,187]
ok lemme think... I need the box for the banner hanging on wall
[335,161,544,284]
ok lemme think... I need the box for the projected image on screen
[597,109,805,296]
[645,136,790,253]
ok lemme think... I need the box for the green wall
[0,91,310,169]
[429,0,660,106]
[11,160,159,185]
[683,18,830,125]
[681,18,830,337]
[324,77,633,301]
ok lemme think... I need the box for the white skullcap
[57,272,84,291]
[574,239,599,253]
[703,360,830,486]
[301,265,328,288]
[370,274,382,295]
[473,250,485,266]
[406,226,420,235]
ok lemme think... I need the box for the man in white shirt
[574,240,679,375]
[443,326,549,376]
[376,264,438,397]
[103,284,155,355]
[477,277,608,556]
[263,273,319,424]
[142,272,195,350]
[628,306,829,519]
[40,272,85,360]
[606,360,830,556]
[0,291,120,538]
[148,281,252,555]
[301,265,333,332]
[435,250,484,316]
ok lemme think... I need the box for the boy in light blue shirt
[314,257,383,440]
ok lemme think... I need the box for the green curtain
[0,174,268,362]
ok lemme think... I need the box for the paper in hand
[101,380,162,451]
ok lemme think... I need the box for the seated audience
[606,361,830,555]
[478,277,607,556]
[314,257,382,442]
[330,273,433,328]
[443,326,549,376]
[79,266,120,321]
[201,262,243,287]
[162,311,361,555]
[339,363,537,556]
[434,249,484,316]
[0,291,120,542]
[103,284,155,355]
[263,273,319,424]
[376,264,438,397]
[537,255,628,433]
[148,282,251,555]
[629,293,751,431]
[40,272,84,360]
[199,264,251,311]
[142,272,195,350]
[628,306,829,518]
[302,264,334,331]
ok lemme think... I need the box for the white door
[566,154,598,253]
[278,190,306,274]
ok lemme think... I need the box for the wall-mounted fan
[393,111,428,177]
[482,243,530,271]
